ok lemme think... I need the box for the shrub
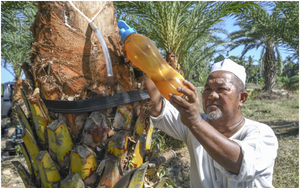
[283,75,299,90]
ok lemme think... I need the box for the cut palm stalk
[22,129,40,177]
[82,111,109,149]
[20,142,34,176]
[70,145,98,185]
[128,162,149,188]
[147,144,160,180]
[134,114,145,137]
[112,105,133,130]
[20,88,32,116]
[107,130,129,163]
[47,120,74,168]
[16,104,34,137]
[97,158,122,188]
[60,173,85,188]
[145,121,154,151]
[12,161,35,188]
[131,140,143,168]
[28,88,51,143]
[35,151,61,188]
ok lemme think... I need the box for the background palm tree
[273,1,299,61]
[245,56,257,83]
[282,56,298,78]
[229,1,298,90]
[1,1,37,81]
[1,1,38,125]
[114,1,258,73]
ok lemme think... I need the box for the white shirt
[151,98,278,188]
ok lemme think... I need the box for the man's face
[202,71,240,120]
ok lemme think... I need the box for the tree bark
[29,1,133,100]
[263,46,277,90]
[166,51,178,70]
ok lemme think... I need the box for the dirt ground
[1,125,26,188]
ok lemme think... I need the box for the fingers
[176,80,198,103]
[169,93,189,109]
[183,80,198,95]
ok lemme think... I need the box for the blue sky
[216,16,291,64]
[1,15,293,84]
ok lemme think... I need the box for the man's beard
[206,107,223,120]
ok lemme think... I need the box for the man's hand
[168,80,203,128]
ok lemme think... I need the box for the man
[128,57,278,187]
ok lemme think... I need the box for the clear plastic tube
[68,1,113,77]
[90,22,113,77]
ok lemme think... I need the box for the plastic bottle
[118,20,187,100]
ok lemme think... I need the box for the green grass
[243,95,299,188]
[243,98,299,121]
[273,133,299,188]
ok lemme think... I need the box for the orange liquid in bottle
[124,33,187,100]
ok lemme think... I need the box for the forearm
[138,75,163,117]
[189,121,243,174]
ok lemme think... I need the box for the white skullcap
[210,59,246,86]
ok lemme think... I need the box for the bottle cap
[118,20,137,42]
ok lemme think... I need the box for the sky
[1,15,294,84]
[216,16,291,64]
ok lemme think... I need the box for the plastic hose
[68,1,113,77]
[89,22,113,77]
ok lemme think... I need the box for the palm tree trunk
[166,51,185,77]
[15,2,163,187]
[263,47,277,90]
[166,51,179,70]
